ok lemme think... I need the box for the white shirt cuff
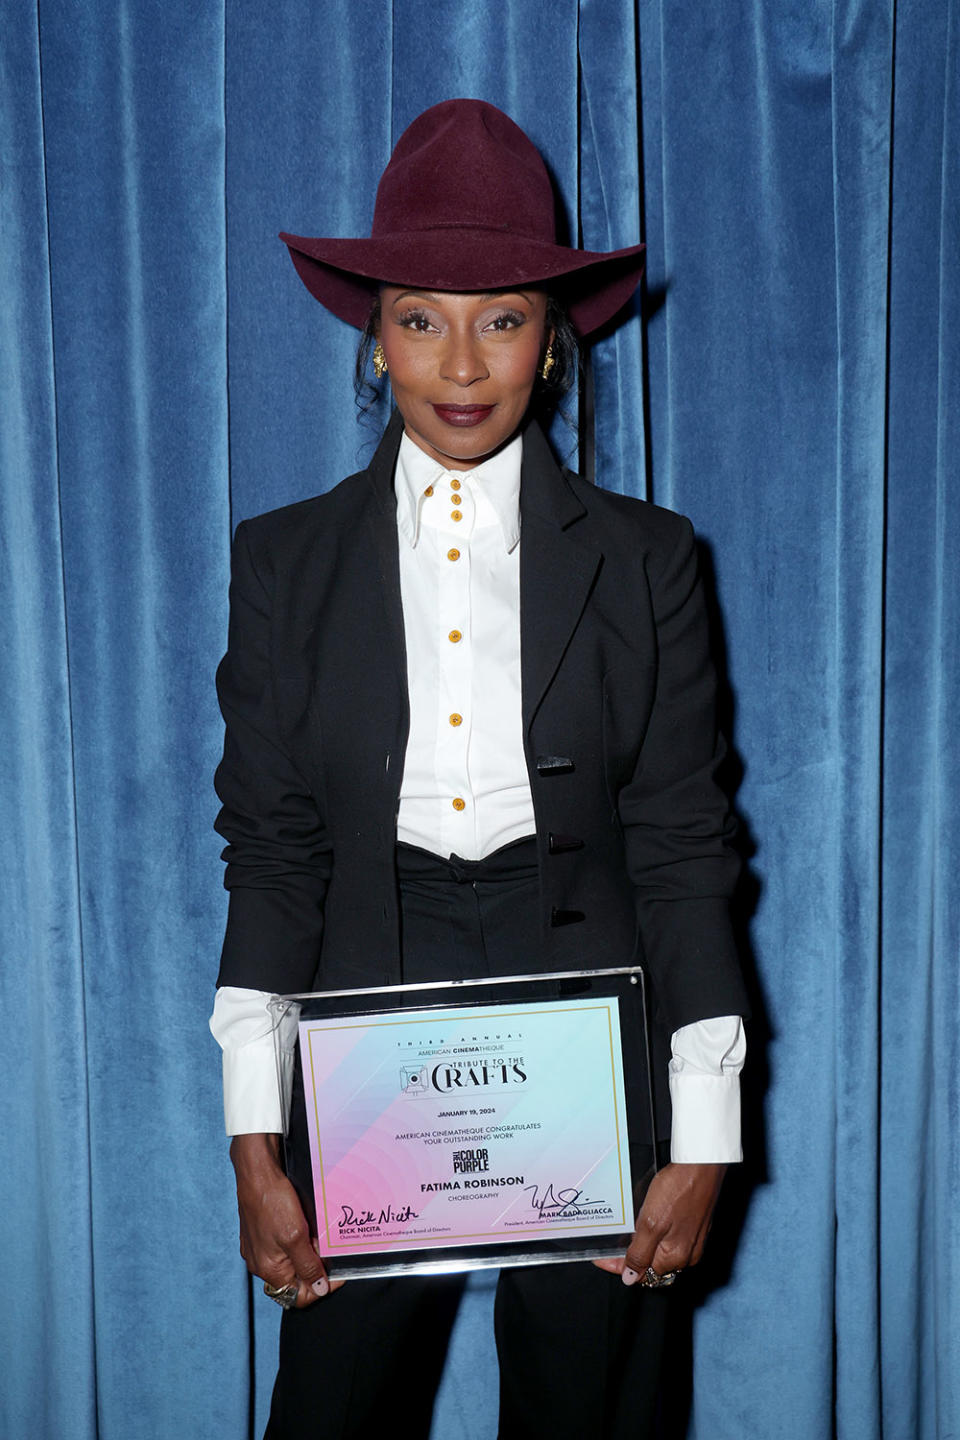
[668,1072,742,1162]
[209,986,294,1136]
[668,1015,746,1164]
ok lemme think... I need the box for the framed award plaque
[270,967,656,1280]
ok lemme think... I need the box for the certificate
[277,971,649,1278]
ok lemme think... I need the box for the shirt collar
[395,430,522,552]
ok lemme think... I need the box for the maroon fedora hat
[279,99,644,337]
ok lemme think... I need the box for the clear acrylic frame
[269,966,658,1280]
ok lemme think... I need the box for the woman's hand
[592,1162,726,1284]
[230,1133,345,1307]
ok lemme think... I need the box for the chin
[414,415,522,469]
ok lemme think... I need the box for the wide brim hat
[280,99,644,338]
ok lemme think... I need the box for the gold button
[449,713,463,727]
[424,485,434,497]
[452,797,466,812]
[448,630,462,643]
[450,478,461,492]
[451,510,462,522]
[447,548,460,561]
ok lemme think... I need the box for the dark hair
[538,295,579,417]
[354,294,383,421]
[354,291,580,424]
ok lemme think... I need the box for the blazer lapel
[519,421,602,729]
[365,411,409,707]
[302,412,410,793]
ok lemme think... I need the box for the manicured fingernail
[622,1267,639,1287]
[312,1277,329,1297]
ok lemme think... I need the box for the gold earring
[540,345,555,381]
[373,342,387,379]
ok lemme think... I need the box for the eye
[484,310,525,333]
[396,309,437,333]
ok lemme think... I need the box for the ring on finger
[263,1280,300,1308]
[640,1266,681,1288]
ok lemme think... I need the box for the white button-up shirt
[394,430,534,858]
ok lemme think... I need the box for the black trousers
[265,841,670,1440]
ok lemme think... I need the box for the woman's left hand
[592,1162,727,1284]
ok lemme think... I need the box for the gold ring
[640,1267,681,1288]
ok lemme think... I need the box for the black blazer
[215,414,747,1098]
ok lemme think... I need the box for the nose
[440,327,489,387]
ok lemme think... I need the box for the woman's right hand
[230,1133,345,1307]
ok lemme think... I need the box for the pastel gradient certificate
[298,996,633,1260]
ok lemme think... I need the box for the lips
[432,404,495,427]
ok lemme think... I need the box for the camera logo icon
[400,1066,429,1097]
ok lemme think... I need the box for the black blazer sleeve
[214,520,333,993]
[618,515,748,1034]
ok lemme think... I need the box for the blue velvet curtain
[1,2,956,1437]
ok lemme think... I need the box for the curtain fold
[829,3,893,1435]
[578,0,647,497]
[1,2,957,1437]
[0,8,97,1438]
[879,0,960,1434]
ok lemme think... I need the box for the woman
[212,99,749,1439]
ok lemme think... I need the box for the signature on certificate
[523,1183,607,1218]
[338,1202,419,1228]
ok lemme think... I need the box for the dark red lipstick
[432,404,495,427]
